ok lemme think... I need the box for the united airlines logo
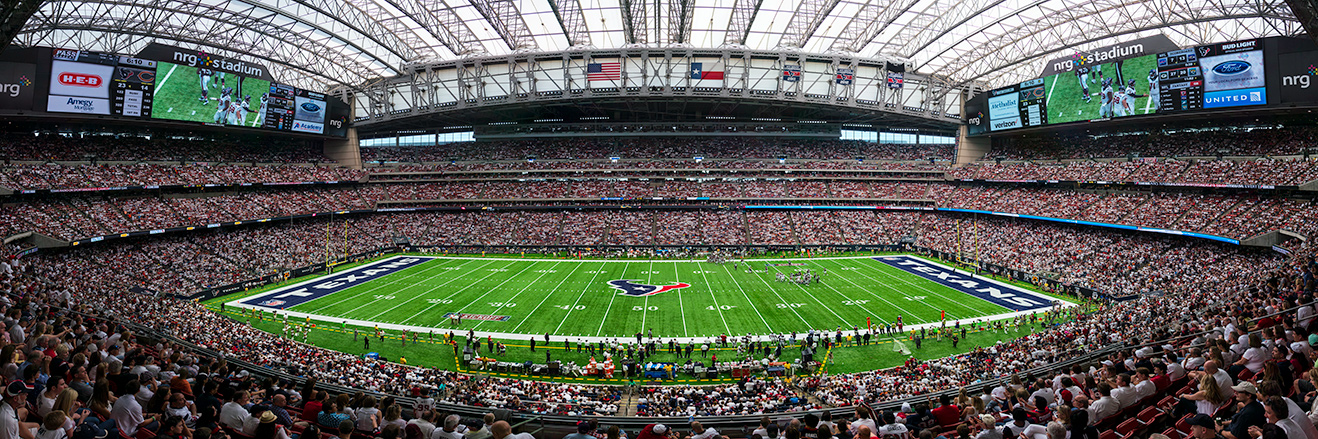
[607,279,691,297]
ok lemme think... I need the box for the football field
[227,255,1067,340]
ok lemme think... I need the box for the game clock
[112,56,156,118]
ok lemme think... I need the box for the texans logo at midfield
[607,279,691,297]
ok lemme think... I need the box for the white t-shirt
[110,394,145,436]
[1,403,20,439]
[1242,348,1266,373]
[691,428,720,439]
[356,407,380,432]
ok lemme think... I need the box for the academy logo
[607,279,691,297]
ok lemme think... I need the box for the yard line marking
[827,259,983,318]
[594,262,629,336]
[473,261,565,330]
[304,258,460,314]
[753,265,851,327]
[641,260,653,333]
[719,264,786,332]
[696,263,735,335]
[364,259,495,320]
[553,261,609,335]
[399,260,526,323]
[814,261,925,324]
[673,262,688,337]
[509,261,585,332]
[157,64,177,96]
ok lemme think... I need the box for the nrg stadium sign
[1039,35,1179,77]
[135,43,275,82]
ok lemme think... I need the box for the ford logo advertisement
[1212,60,1251,75]
[300,102,321,112]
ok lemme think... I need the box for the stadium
[0,0,1315,439]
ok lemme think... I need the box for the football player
[1147,69,1159,100]
[256,92,269,127]
[214,87,233,124]
[198,68,213,105]
[1098,78,1115,118]
[237,95,253,126]
[1120,78,1147,117]
[1076,66,1092,102]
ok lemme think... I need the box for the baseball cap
[4,380,31,397]
[1187,414,1216,429]
[576,421,591,433]
[1308,334,1317,346]
[1231,382,1259,395]
[652,424,669,435]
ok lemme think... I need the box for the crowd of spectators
[0,134,329,162]
[950,158,1318,187]
[985,126,1318,160]
[0,205,1308,426]
[0,163,363,191]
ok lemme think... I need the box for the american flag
[587,62,621,81]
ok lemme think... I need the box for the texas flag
[690,62,724,80]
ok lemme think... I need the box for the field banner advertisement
[0,62,36,110]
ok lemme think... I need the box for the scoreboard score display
[0,45,347,137]
[969,36,1281,135]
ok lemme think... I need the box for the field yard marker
[472,261,565,330]
[594,262,629,336]
[365,259,497,320]
[835,259,982,318]
[550,261,609,335]
[509,260,585,332]
[400,260,528,322]
[718,264,782,332]
[753,265,850,326]
[692,265,735,334]
[815,260,925,323]
[672,262,688,337]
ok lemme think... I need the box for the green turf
[153,61,267,127]
[217,305,1072,384]
[266,256,1016,339]
[1044,53,1160,124]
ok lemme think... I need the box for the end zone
[873,255,1073,313]
[228,256,438,310]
